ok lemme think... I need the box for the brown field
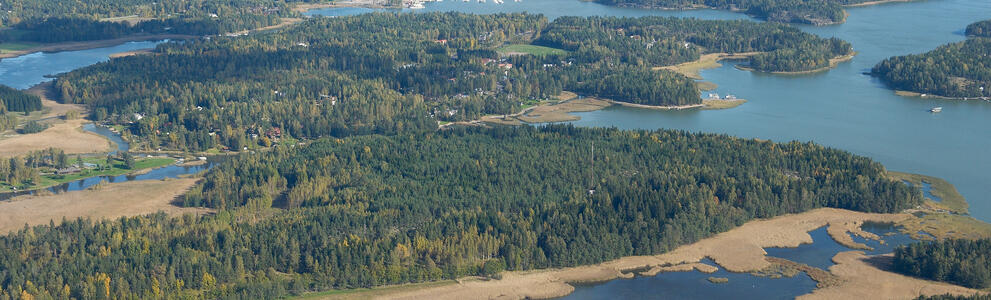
[798,251,981,299]
[25,81,87,120]
[0,177,210,233]
[702,99,746,110]
[303,208,987,300]
[109,48,155,58]
[0,119,112,158]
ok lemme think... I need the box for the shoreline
[300,207,986,300]
[843,0,916,7]
[0,34,197,60]
[894,90,990,101]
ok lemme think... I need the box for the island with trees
[51,12,851,153]
[871,20,991,99]
[0,124,923,299]
[589,0,911,25]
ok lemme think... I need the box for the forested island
[590,0,901,25]
[871,38,991,99]
[894,238,991,289]
[0,125,922,299]
[965,19,991,38]
[52,12,850,152]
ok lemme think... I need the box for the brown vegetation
[0,177,210,233]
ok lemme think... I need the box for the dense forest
[917,294,991,300]
[871,38,991,98]
[893,238,991,289]
[0,125,922,299]
[965,20,991,38]
[0,0,300,41]
[53,12,850,152]
[589,0,882,25]
[0,85,42,113]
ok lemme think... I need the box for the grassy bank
[0,157,175,193]
[887,171,968,214]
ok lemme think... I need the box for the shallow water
[563,258,817,300]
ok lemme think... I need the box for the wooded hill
[53,12,850,152]
[872,37,991,98]
[0,125,922,299]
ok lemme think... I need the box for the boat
[930,107,942,113]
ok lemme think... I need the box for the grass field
[496,44,568,56]
[0,41,41,53]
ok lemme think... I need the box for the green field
[496,44,569,56]
[0,41,40,53]
[887,171,968,214]
[0,157,175,192]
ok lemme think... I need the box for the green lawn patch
[887,171,968,214]
[496,44,568,56]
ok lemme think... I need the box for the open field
[0,177,210,233]
[0,119,112,158]
[0,34,198,60]
[25,81,87,120]
[299,207,986,300]
[99,15,154,25]
[496,44,569,56]
[109,48,155,58]
[898,213,991,240]
[887,171,968,213]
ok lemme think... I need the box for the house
[435,39,448,44]
[56,166,82,175]
[497,63,513,69]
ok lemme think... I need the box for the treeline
[1,17,222,43]
[894,238,991,289]
[871,38,991,98]
[0,148,68,188]
[0,125,922,299]
[966,19,991,38]
[916,294,991,300]
[53,13,851,152]
[0,0,298,38]
[590,0,863,25]
[536,16,852,73]
[0,85,42,113]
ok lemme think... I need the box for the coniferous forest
[871,20,991,98]
[893,239,991,289]
[0,85,42,113]
[0,125,921,299]
[53,12,850,152]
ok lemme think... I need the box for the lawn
[496,44,568,56]
[0,41,41,53]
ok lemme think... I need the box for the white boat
[930,107,942,113]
